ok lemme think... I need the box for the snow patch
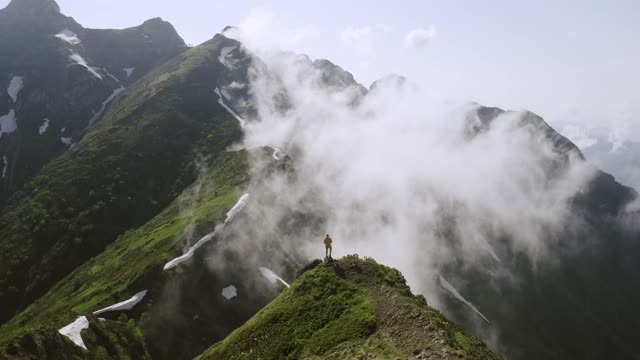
[93,290,148,315]
[55,29,81,45]
[163,225,223,270]
[272,147,282,160]
[221,88,232,101]
[439,275,490,323]
[69,52,102,79]
[218,46,236,67]
[213,87,246,128]
[39,118,49,135]
[222,285,237,300]
[2,155,7,178]
[259,267,291,288]
[88,87,125,127]
[0,110,17,136]
[7,76,23,103]
[123,68,135,78]
[483,241,500,262]
[163,193,250,270]
[227,81,245,90]
[58,316,89,349]
[105,71,120,83]
[61,137,73,146]
[224,193,250,223]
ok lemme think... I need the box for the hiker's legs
[329,247,332,257]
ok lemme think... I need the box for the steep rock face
[198,256,501,359]
[311,58,367,96]
[369,74,411,92]
[435,105,640,360]
[0,0,187,205]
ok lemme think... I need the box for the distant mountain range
[0,1,639,359]
[581,138,640,191]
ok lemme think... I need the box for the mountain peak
[141,17,166,26]
[221,25,238,34]
[199,255,501,359]
[3,0,60,15]
[369,74,409,91]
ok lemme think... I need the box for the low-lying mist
[220,39,596,311]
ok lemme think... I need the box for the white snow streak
[224,193,250,223]
[272,147,282,160]
[7,76,23,103]
[163,225,223,270]
[258,267,291,288]
[69,52,102,79]
[483,241,501,262]
[58,316,89,349]
[0,110,17,136]
[88,87,125,127]
[439,275,490,323]
[213,87,246,128]
[60,137,73,146]
[218,46,236,67]
[105,72,120,83]
[222,285,238,300]
[163,193,250,270]
[55,29,81,45]
[123,68,135,78]
[220,88,231,101]
[227,81,245,90]
[93,290,148,315]
[39,118,50,135]
[2,155,7,178]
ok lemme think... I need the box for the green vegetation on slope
[0,34,244,323]
[1,315,150,360]
[198,255,501,360]
[0,149,250,350]
[0,0,187,207]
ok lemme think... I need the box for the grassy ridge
[198,255,501,359]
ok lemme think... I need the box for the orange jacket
[324,235,332,247]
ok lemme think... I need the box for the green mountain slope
[198,255,501,360]
[0,0,187,205]
[0,147,298,360]
[0,33,246,323]
[0,149,249,338]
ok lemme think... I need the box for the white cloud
[341,24,392,57]
[341,24,391,42]
[560,124,599,150]
[224,8,314,53]
[403,25,437,50]
[223,48,594,311]
[607,112,634,153]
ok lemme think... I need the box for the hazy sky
[3,0,639,143]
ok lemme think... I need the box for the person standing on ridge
[324,234,333,258]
